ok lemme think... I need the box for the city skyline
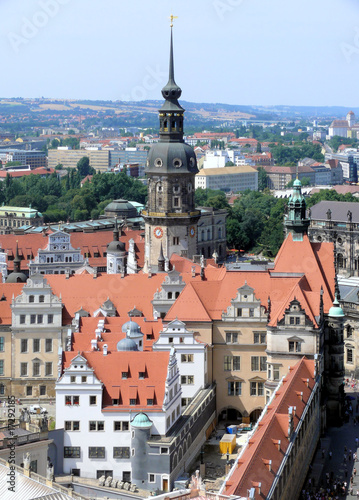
[1,0,358,107]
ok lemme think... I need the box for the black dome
[146,141,198,175]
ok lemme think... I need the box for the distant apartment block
[2,150,47,169]
[109,148,148,169]
[195,166,258,192]
[48,148,110,172]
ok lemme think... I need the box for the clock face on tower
[190,226,196,237]
[154,227,163,239]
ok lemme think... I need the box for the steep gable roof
[63,350,170,410]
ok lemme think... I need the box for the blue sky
[1,0,358,106]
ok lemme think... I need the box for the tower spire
[159,21,184,142]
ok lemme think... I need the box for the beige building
[10,274,64,399]
[48,148,110,172]
[195,165,258,192]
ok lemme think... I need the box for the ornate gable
[222,282,266,321]
[277,298,314,328]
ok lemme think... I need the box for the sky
[1,0,359,107]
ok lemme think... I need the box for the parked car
[29,405,47,415]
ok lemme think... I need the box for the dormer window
[289,340,302,353]
[122,372,128,379]
[139,372,145,379]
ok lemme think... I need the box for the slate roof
[310,200,359,222]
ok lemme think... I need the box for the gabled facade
[29,231,84,275]
[10,273,63,398]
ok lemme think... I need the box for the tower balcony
[142,209,201,218]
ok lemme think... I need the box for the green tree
[257,167,268,191]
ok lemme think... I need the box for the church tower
[143,25,200,270]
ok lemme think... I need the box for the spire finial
[169,14,178,28]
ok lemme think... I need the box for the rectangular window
[273,366,280,380]
[290,317,295,325]
[45,339,52,352]
[251,356,259,371]
[30,315,36,324]
[149,474,156,483]
[114,421,129,431]
[89,421,105,431]
[147,399,154,406]
[228,381,242,396]
[20,315,25,324]
[33,362,40,377]
[65,395,79,406]
[260,356,267,371]
[181,397,192,407]
[20,362,27,377]
[233,356,241,371]
[173,236,180,245]
[113,447,130,458]
[254,332,266,344]
[89,447,105,459]
[0,337,4,352]
[347,348,353,363]
[122,372,128,379]
[37,314,43,324]
[250,382,264,396]
[249,308,254,317]
[65,421,80,431]
[45,362,52,376]
[48,314,54,324]
[0,360,3,376]
[289,341,301,353]
[26,386,32,396]
[33,339,40,353]
[64,447,80,458]
[226,332,238,344]
[237,308,242,317]
[40,385,46,396]
[139,372,145,379]
[21,339,28,353]
[81,376,87,383]
[89,395,97,405]
[181,354,194,363]
[181,375,194,385]
[129,398,137,405]
[173,197,180,207]
[295,317,300,325]
[224,355,232,371]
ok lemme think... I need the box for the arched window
[39,295,44,303]
[29,295,34,303]
[168,292,173,300]
[175,292,180,299]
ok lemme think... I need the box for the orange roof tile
[224,358,316,498]
[62,350,170,409]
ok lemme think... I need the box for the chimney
[191,266,196,278]
[297,391,303,401]
[103,344,108,356]
[263,459,272,472]
[91,339,98,351]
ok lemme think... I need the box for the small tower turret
[285,178,310,240]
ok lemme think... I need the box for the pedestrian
[329,450,332,460]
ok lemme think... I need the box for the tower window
[173,198,180,207]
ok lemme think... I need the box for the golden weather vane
[169,14,178,27]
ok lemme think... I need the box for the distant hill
[0,98,357,126]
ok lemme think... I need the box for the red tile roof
[223,358,316,498]
[63,350,170,410]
